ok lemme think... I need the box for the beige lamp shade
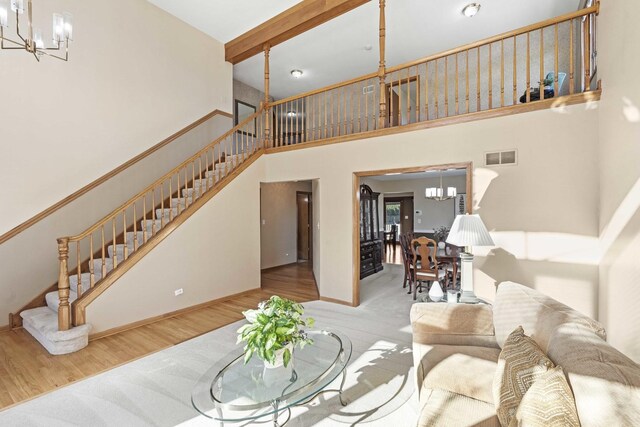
[446,214,495,247]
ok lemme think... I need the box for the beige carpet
[0,264,419,426]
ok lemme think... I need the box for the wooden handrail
[385,4,599,74]
[0,108,232,247]
[270,72,378,107]
[62,109,263,242]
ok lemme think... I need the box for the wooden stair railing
[56,108,265,330]
[266,3,599,150]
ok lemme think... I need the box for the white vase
[438,241,446,250]
[429,281,444,302]
[264,343,294,369]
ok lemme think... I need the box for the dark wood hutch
[359,184,383,279]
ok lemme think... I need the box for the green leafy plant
[236,296,315,367]
[433,226,450,243]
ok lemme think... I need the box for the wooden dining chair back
[410,237,445,300]
[398,233,413,291]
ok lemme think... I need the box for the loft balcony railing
[264,4,599,150]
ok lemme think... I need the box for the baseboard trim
[319,296,355,307]
[89,287,260,341]
[260,262,299,273]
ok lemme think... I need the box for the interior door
[297,192,312,261]
[401,197,414,234]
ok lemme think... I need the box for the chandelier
[425,173,457,201]
[0,0,73,62]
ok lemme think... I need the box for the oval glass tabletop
[191,329,352,423]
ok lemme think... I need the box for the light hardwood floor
[0,262,318,410]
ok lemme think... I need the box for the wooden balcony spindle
[343,86,348,135]
[406,69,411,123]
[554,23,559,96]
[425,61,429,120]
[466,51,470,113]
[488,44,493,109]
[500,39,505,107]
[444,56,449,116]
[263,44,271,146]
[513,37,518,104]
[476,48,481,111]
[540,28,545,101]
[584,14,591,91]
[414,66,419,123]
[435,59,439,118]
[151,189,156,235]
[377,0,387,129]
[57,237,71,331]
[569,18,574,94]
[455,54,460,115]
[526,32,531,103]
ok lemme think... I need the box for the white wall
[260,181,312,269]
[596,0,640,362]
[87,157,265,333]
[0,0,232,235]
[312,179,322,289]
[265,105,600,317]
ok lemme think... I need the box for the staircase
[19,108,265,355]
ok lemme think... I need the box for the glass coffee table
[191,330,352,426]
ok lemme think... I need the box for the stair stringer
[81,153,266,334]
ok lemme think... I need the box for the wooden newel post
[57,237,71,331]
[377,0,387,129]
[263,44,271,148]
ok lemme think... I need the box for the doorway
[384,196,414,236]
[297,192,312,262]
[387,76,420,126]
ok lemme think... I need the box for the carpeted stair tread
[45,290,78,312]
[21,307,91,355]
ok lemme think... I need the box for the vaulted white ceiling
[149,0,581,99]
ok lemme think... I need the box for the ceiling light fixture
[425,173,457,201]
[0,0,73,62]
[290,69,303,78]
[462,3,481,18]
[286,111,297,117]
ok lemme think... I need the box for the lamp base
[459,290,479,304]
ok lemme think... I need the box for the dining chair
[410,237,446,301]
[398,233,413,291]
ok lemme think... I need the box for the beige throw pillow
[509,366,580,427]
[493,326,555,426]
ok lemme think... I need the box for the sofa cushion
[415,343,500,404]
[511,366,580,427]
[418,388,500,427]
[493,282,606,351]
[494,326,554,427]
[546,323,640,427]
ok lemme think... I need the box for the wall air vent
[363,85,375,95]
[485,149,517,166]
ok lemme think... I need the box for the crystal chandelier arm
[37,42,68,61]
[0,27,27,49]
[13,6,27,44]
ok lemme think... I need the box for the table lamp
[446,214,494,303]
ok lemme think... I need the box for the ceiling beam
[225,0,370,64]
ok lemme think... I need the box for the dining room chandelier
[0,0,73,62]
[425,173,457,201]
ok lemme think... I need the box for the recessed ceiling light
[364,44,373,51]
[286,111,297,117]
[462,3,481,17]
[290,69,303,78]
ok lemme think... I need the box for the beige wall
[596,0,640,362]
[312,179,322,288]
[363,175,467,233]
[87,157,265,333]
[265,105,600,317]
[260,181,313,269]
[0,0,232,235]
